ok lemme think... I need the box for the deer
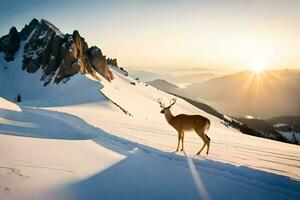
[158,98,211,155]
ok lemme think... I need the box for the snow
[67,35,73,42]
[0,97,21,112]
[273,124,300,143]
[278,130,300,143]
[1,104,300,199]
[38,31,47,39]
[0,36,300,199]
[274,123,289,128]
[31,53,39,60]
[0,130,124,200]
[41,19,65,37]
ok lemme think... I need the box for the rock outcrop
[107,57,118,67]
[1,18,114,86]
[88,46,114,81]
[0,27,21,61]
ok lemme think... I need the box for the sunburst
[250,59,266,73]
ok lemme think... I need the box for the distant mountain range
[147,69,300,119]
[128,68,221,84]
[176,72,221,83]
[184,69,300,118]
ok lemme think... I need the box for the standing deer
[158,98,211,155]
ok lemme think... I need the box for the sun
[252,65,264,73]
[248,59,266,73]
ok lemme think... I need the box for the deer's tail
[205,118,211,131]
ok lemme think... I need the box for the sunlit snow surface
[0,42,300,199]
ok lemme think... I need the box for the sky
[1,0,300,71]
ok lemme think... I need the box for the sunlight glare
[248,59,266,73]
[252,65,264,73]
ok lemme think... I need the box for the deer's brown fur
[159,98,211,155]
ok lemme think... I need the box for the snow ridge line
[99,89,132,116]
[22,106,300,198]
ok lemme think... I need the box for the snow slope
[22,66,300,179]
[1,104,300,200]
[0,41,300,199]
[0,97,21,112]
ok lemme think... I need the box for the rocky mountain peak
[1,18,115,86]
[20,18,39,40]
[0,26,21,61]
[9,26,19,35]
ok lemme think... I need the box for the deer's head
[158,98,176,114]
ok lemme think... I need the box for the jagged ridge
[0,18,116,86]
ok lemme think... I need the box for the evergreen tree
[16,94,21,102]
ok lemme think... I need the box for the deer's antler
[159,98,176,108]
[158,98,165,108]
[168,98,177,108]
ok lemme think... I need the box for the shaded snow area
[0,53,300,199]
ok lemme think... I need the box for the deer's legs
[180,132,185,151]
[195,128,209,155]
[176,133,181,152]
[196,143,206,155]
[205,134,211,154]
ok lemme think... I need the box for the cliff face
[0,18,114,86]
[88,46,114,81]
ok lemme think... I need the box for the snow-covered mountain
[0,18,114,101]
[0,19,300,200]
